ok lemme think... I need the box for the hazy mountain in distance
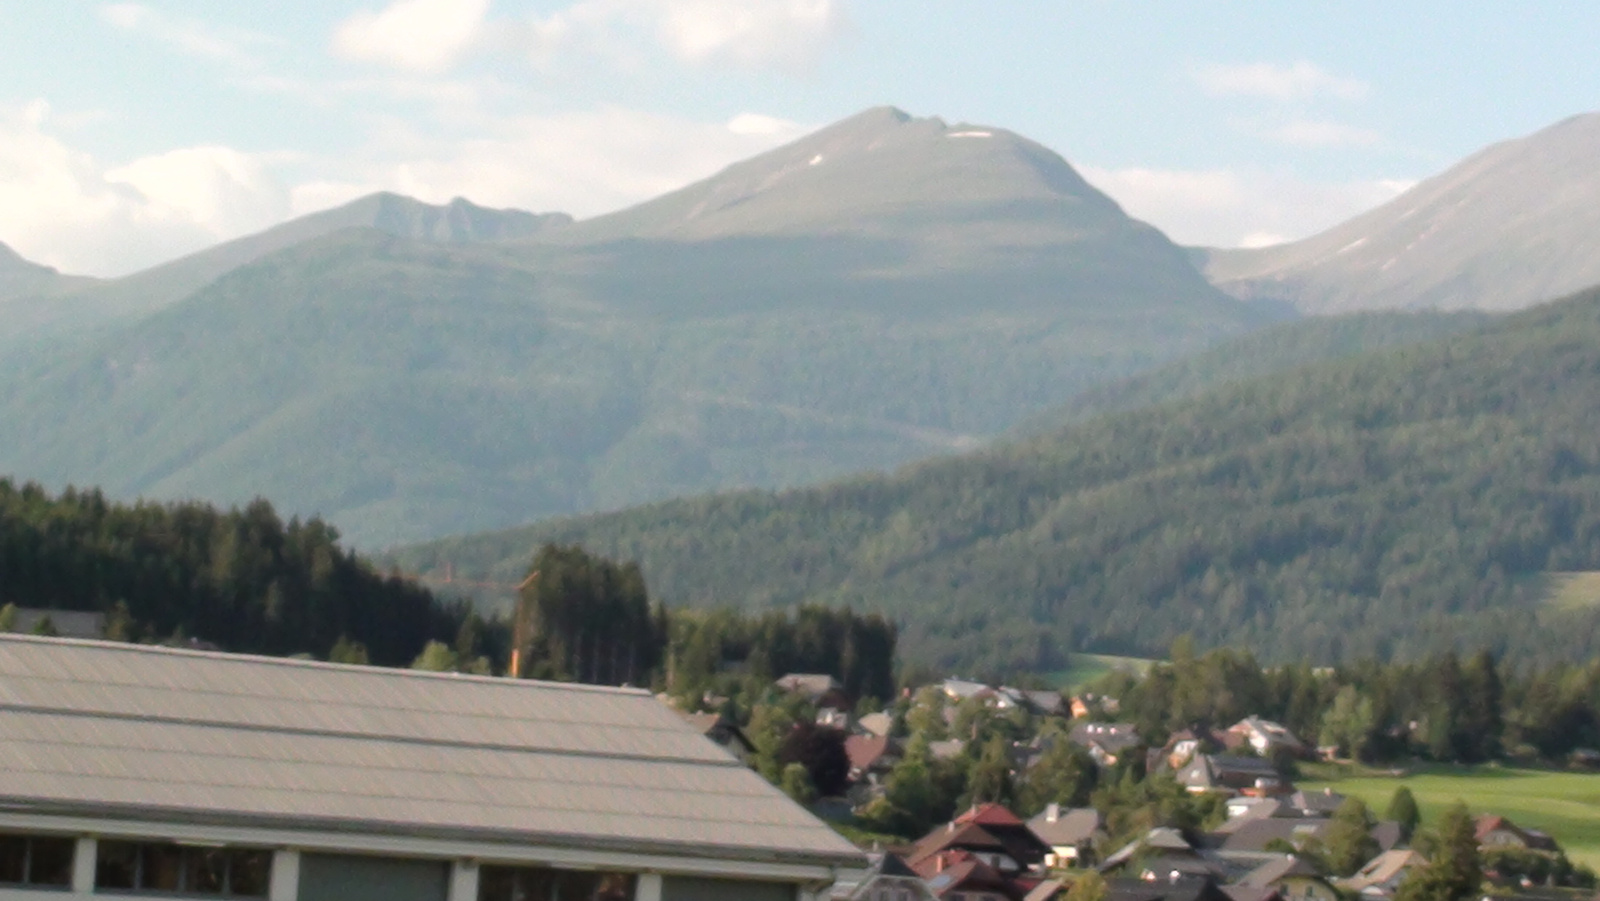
[1204,113,1600,313]
[6,194,569,348]
[0,108,1272,547]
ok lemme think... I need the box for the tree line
[0,480,462,665]
[1096,638,1600,765]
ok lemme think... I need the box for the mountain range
[0,108,1272,547]
[3,101,1599,609]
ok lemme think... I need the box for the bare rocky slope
[1203,113,1600,313]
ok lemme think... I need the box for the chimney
[1047,803,1061,823]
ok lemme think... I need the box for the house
[921,851,1026,901]
[1217,819,1330,854]
[1026,804,1104,867]
[1106,875,1232,901]
[1021,691,1067,717]
[831,853,938,901]
[1225,719,1308,760]
[1100,828,1219,882]
[1236,857,1338,901]
[1176,755,1290,796]
[1285,789,1345,818]
[778,673,852,709]
[675,710,757,765]
[909,805,1051,879]
[858,712,895,738]
[1155,729,1227,772]
[1476,815,1560,853]
[1341,850,1427,898]
[1219,797,1284,832]
[1024,878,1067,901]
[844,734,902,784]
[1069,723,1143,767]
[944,679,994,703]
[0,634,864,901]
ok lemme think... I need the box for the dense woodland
[0,480,461,665]
[393,288,1600,673]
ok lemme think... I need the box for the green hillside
[0,109,1272,547]
[391,287,1600,672]
[1016,309,1493,433]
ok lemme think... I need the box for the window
[478,865,635,901]
[0,833,75,887]
[96,841,270,897]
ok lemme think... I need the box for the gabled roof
[1345,850,1427,891]
[1240,856,1323,888]
[909,821,1011,866]
[1071,722,1143,753]
[1027,806,1102,846]
[1219,819,1329,853]
[957,802,1028,829]
[0,635,863,868]
[845,734,897,772]
[923,851,1019,899]
[1288,788,1346,815]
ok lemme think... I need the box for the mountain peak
[560,106,1123,243]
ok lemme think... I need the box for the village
[675,671,1598,901]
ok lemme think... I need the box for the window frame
[94,840,272,898]
[0,832,77,889]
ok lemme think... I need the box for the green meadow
[1301,764,1600,870]
[1044,654,1158,691]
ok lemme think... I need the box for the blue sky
[3,1,1599,276]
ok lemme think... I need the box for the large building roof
[0,635,862,868]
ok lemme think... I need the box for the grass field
[1300,763,1600,870]
[1043,653,1158,691]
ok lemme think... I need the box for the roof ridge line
[0,633,650,697]
[0,702,745,770]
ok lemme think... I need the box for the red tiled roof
[957,802,1026,828]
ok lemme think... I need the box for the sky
[3,1,1600,277]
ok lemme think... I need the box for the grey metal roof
[0,635,863,868]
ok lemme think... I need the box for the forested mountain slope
[0,109,1271,547]
[1203,112,1600,314]
[1017,309,1493,433]
[393,287,1600,672]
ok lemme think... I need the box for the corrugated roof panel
[0,637,861,866]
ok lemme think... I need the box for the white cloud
[1266,119,1383,148]
[0,102,288,277]
[523,0,849,72]
[0,98,809,276]
[99,3,267,68]
[1081,164,1414,248]
[333,0,492,73]
[1194,61,1368,102]
[297,107,811,218]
